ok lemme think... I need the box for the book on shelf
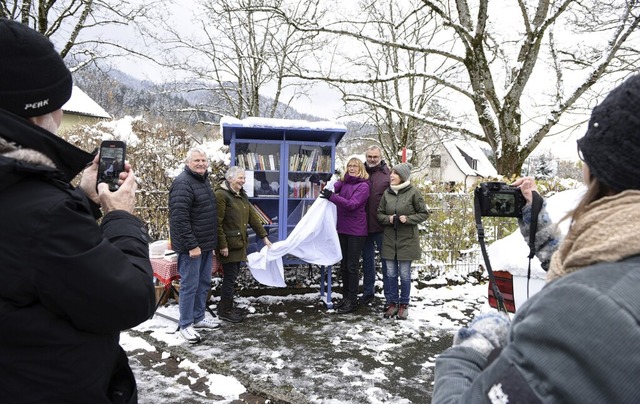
[237,152,281,171]
[301,201,312,217]
[289,179,324,198]
[287,148,331,172]
[250,203,273,225]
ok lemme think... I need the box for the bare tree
[266,0,640,175]
[324,1,453,168]
[0,0,160,71]
[144,0,327,121]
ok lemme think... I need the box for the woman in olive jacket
[215,166,272,323]
[377,163,429,320]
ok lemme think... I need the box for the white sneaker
[194,318,220,329]
[179,325,201,344]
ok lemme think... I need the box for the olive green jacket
[377,183,429,261]
[215,181,268,264]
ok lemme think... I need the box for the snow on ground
[122,187,585,403]
[123,280,489,403]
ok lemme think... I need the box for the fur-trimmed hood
[0,108,93,192]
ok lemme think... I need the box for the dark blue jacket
[169,166,218,253]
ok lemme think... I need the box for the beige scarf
[547,190,640,282]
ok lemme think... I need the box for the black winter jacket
[0,109,155,403]
[168,166,218,253]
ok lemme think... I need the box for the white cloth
[247,188,342,287]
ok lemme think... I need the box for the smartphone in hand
[97,140,126,191]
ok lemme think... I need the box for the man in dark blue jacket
[169,147,219,343]
[0,18,155,403]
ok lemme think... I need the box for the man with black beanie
[0,18,155,403]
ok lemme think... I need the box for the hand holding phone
[97,167,138,214]
[97,141,126,191]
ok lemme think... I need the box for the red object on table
[151,255,222,287]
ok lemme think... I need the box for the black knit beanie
[0,18,72,118]
[577,74,640,192]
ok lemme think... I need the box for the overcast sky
[91,0,594,162]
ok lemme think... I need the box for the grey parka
[433,254,640,403]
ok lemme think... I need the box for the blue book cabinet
[221,116,346,256]
[221,117,346,307]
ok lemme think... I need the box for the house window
[430,154,441,168]
[457,147,478,170]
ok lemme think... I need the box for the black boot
[337,299,358,314]
[218,298,243,323]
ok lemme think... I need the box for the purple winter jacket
[329,174,370,236]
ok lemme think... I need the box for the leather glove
[319,188,333,199]
[453,311,511,358]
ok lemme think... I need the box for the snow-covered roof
[220,116,347,145]
[62,86,111,119]
[442,139,498,178]
[220,116,347,131]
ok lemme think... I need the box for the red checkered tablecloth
[151,255,222,286]
[151,258,180,286]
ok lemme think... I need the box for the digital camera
[476,182,526,218]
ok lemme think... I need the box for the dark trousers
[220,261,241,301]
[338,233,365,302]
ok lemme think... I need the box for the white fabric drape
[247,187,342,287]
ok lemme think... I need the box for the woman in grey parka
[433,74,640,404]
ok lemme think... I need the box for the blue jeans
[361,232,388,300]
[385,259,412,305]
[177,251,213,328]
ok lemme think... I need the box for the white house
[427,139,498,190]
[59,86,111,133]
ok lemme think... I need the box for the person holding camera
[376,163,429,320]
[433,74,640,403]
[320,157,370,314]
[0,19,155,403]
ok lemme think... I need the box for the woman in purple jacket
[320,157,370,314]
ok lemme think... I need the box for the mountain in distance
[73,67,346,126]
